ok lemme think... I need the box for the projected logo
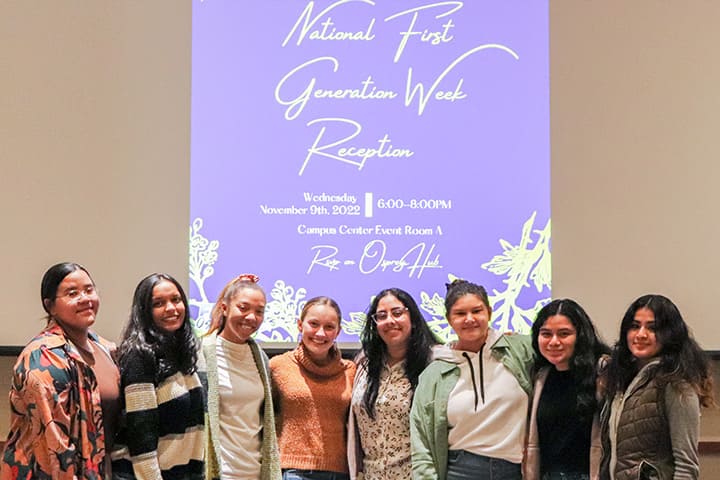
[190,1,550,342]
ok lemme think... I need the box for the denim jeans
[542,473,589,480]
[282,469,350,480]
[447,450,521,480]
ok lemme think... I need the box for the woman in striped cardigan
[112,273,205,480]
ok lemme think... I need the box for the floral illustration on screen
[417,212,551,342]
[255,280,307,342]
[189,217,219,333]
[189,211,550,340]
[482,211,551,334]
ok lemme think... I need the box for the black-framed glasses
[371,307,408,323]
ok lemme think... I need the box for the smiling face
[538,314,577,371]
[298,303,341,362]
[627,307,662,364]
[447,293,490,352]
[220,287,266,344]
[374,294,412,352]
[150,280,186,334]
[48,269,99,336]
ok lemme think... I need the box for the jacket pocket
[638,460,659,480]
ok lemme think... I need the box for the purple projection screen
[190,1,550,344]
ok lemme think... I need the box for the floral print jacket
[0,322,116,480]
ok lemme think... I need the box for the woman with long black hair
[524,299,610,480]
[112,273,205,480]
[600,294,714,480]
[348,287,439,479]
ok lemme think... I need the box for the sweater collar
[293,342,346,377]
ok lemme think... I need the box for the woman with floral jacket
[1,262,120,479]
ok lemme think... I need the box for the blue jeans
[282,469,350,480]
[542,472,590,480]
[542,473,589,480]
[447,450,521,480]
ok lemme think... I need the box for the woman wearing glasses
[410,279,535,480]
[1,262,120,479]
[348,288,439,480]
[270,296,356,480]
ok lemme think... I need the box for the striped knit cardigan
[202,333,281,480]
[111,348,206,480]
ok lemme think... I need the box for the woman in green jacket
[410,279,534,480]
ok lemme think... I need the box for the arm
[665,383,700,480]
[8,366,82,479]
[122,350,164,480]
[410,372,439,480]
[268,357,284,437]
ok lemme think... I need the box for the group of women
[0,262,714,480]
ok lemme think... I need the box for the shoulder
[491,332,534,361]
[247,338,272,370]
[664,380,700,405]
[492,332,532,350]
[201,332,216,348]
[21,326,67,355]
[534,365,550,382]
[414,360,457,406]
[120,347,157,383]
[90,331,117,356]
[342,357,357,374]
[268,349,294,370]
[250,339,271,361]
[15,330,72,375]
[419,358,457,381]
[13,349,72,395]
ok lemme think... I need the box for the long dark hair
[117,273,198,383]
[359,288,439,419]
[606,294,714,407]
[531,299,610,419]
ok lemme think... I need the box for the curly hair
[359,288,440,419]
[117,273,198,383]
[531,299,610,419]
[606,294,714,408]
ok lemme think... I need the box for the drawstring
[479,345,485,404]
[462,347,485,412]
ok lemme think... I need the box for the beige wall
[550,1,720,346]
[0,2,191,345]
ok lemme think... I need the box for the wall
[550,1,720,347]
[0,1,191,345]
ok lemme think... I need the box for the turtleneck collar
[293,341,346,378]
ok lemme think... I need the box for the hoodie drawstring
[462,348,485,411]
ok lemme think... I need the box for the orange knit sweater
[269,344,356,474]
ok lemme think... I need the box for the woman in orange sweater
[269,296,356,480]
